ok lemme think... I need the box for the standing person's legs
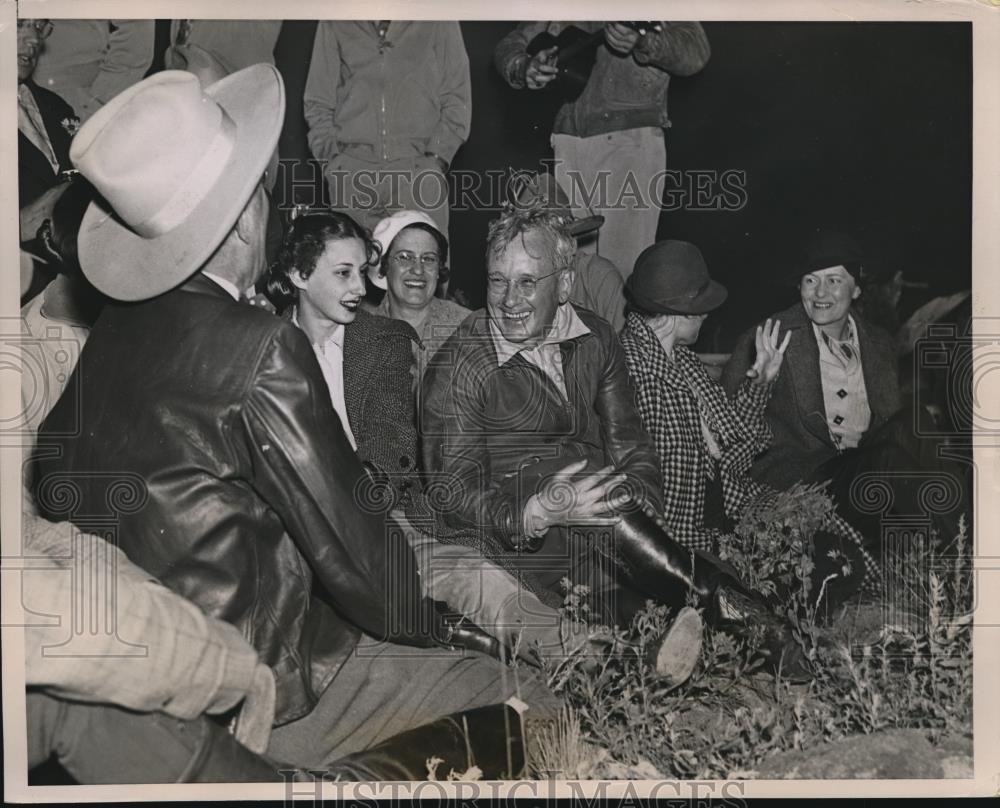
[394,155,450,236]
[265,641,559,768]
[554,128,665,278]
[552,133,596,260]
[324,152,388,232]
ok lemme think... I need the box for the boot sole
[652,606,703,687]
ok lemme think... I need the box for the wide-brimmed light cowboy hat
[512,172,605,238]
[70,65,285,302]
[627,240,728,315]
[163,42,232,84]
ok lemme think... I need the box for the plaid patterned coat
[622,313,882,588]
[621,313,772,552]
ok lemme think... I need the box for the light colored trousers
[552,126,666,279]
[396,511,567,656]
[324,152,450,237]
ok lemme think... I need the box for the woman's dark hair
[377,222,450,285]
[264,210,380,312]
[36,179,95,280]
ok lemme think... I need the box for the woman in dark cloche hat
[621,239,879,610]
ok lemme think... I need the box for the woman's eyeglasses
[391,251,440,271]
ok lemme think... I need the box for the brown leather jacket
[32,275,432,726]
[421,306,662,552]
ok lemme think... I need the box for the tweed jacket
[33,275,433,726]
[721,302,901,490]
[343,309,421,482]
[18,81,77,207]
[421,305,662,553]
[621,314,772,552]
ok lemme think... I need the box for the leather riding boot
[612,508,814,681]
[323,703,526,781]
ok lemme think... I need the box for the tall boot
[611,508,815,681]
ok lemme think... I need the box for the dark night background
[152,20,972,351]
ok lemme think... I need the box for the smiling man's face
[486,230,572,346]
[17,21,44,82]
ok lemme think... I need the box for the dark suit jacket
[18,80,76,207]
[33,274,431,725]
[721,302,901,490]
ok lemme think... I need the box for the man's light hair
[485,202,577,275]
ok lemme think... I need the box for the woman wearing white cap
[362,210,471,384]
[264,210,423,494]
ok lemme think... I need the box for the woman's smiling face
[294,236,368,326]
[800,265,860,336]
[385,227,441,311]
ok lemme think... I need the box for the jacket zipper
[377,21,388,162]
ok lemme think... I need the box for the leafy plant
[522,514,972,780]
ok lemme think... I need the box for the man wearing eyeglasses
[420,207,814,681]
[421,205,667,627]
[17,19,79,265]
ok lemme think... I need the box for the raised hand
[746,318,791,385]
[522,459,629,538]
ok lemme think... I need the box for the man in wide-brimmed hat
[32,66,554,780]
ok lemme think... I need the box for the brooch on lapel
[60,117,81,136]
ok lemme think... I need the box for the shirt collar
[489,302,591,367]
[291,307,345,350]
[811,314,859,349]
[202,272,241,302]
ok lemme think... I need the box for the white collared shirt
[201,272,241,302]
[811,315,871,450]
[488,303,591,400]
[291,309,358,451]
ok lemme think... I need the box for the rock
[756,730,944,779]
[935,733,974,778]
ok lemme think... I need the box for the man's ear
[557,267,575,304]
[651,314,677,338]
[234,189,262,246]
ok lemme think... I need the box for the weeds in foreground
[530,500,972,780]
